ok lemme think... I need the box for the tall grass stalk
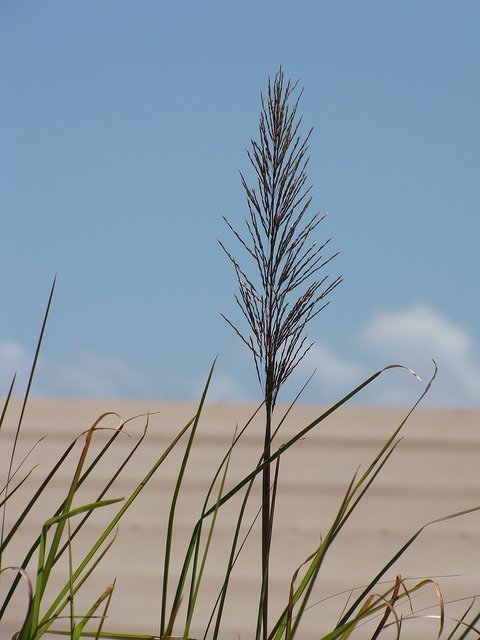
[221,67,341,639]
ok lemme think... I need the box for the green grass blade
[202,364,420,522]
[160,359,216,637]
[0,373,16,434]
[183,426,236,639]
[3,278,56,535]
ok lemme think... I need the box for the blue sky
[1,1,479,407]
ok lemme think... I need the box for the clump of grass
[3,71,480,640]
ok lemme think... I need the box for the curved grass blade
[0,566,33,637]
[54,413,151,564]
[202,364,420,522]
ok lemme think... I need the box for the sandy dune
[1,398,479,639]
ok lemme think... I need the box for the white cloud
[0,341,157,398]
[360,305,480,406]
[0,341,32,389]
[295,342,365,401]
[195,372,252,403]
[2,305,479,407]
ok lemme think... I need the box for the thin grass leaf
[68,519,75,639]
[183,427,236,639]
[160,360,216,637]
[0,373,16,435]
[2,278,56,552]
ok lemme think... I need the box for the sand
[1,397,479,639]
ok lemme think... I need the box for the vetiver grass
[2,70,480,640]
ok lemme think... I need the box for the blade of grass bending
[54,413,151,565]
[38,412,197,633]
[0,413,120,558]
[202,364,420,522]
[0,437,78,620]
[367,579,445,637]
[183,426,236,639]
[160,359,216,638]
[0,566,33,637]
[346,362,437,523]
[39,415,116,612]
[20,498,123,640]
